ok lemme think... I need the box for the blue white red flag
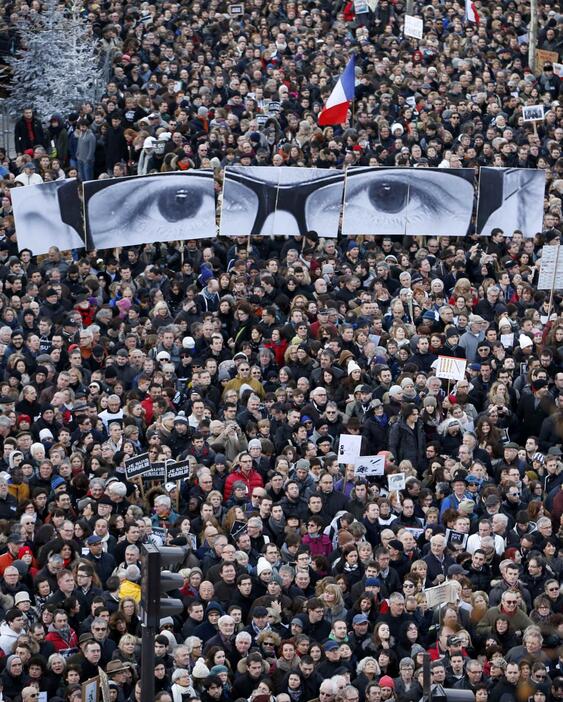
[318,56,356,126]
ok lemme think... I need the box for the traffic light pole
[141,621,156,701]
[140,542,186,701]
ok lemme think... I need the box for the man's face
[505,665,519,684]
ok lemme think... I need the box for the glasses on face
[505,600,518,605]
[93,627,107,631]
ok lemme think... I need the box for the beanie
[192,657,210,679]
[379,676,395,689]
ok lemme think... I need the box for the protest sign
[354,455,385,477]
[404,15,423,38]
[143,461,166,481]
[538,244,563,290]
[124,453,151,480]
[388,472,406,491]
[338,434,362,463]
[436,356,467,381]
[522,105,544,122]
[166,459,192,482]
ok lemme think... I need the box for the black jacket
[14,115,46,153]
[389,418,426,465]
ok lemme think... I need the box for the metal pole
[141,622,156,702]
[528,0,538,72]
[422,652,432,702]
[406,0,414,14]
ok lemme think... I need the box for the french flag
[465,0,480,24]
[318,56,356,127]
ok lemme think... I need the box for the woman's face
[214,650,226,665]
[496,618,508,632]
[288,672,299,688]
[51,658,64,673]
[378,623,390,638]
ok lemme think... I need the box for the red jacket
[45,627,79,653]
[223,468,264,501]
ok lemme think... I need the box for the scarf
[24,117,35,144]
[374,413,389,429]
[172,683,195,702]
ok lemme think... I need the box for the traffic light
[140,543,185,628]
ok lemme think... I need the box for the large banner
[342,167,475,237]
[83,171,216,250]
[12,166,548,253]
[220,166,344,237]
[476,167,545,237]
[12,178,85,255]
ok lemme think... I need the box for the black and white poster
[476,167,545,237]
[124,452,151,480]
[220,166,344,237]
[12,178,85,255]
[522,105,545,122]
[342,167,475,237]
[83,171,216,250]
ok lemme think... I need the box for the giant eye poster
[341,167,475,237]
[220,166,344,238]
[476,167,545,237]
[13,166,547,254]
[11,179,85,256]
[83,171,216,250]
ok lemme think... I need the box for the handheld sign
[166,459,191,482]
[124,453,151,480]
[144,461,166,481]
[522,105,544,122]
[404,15,423,39]
[338,434,362,463]
[436,356,467,381]
[538,244,563,290]
[388,472,406,492]
[354,455,385,477]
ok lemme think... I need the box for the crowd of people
[0,0,561,702]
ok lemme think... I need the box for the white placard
[436,356,467,381]
[538,244,563,290]
[522,104,545,122]
[354,455,385,477]
[338,434,362,463]
[404,15,423,39]
[424,581,458,608]
[553,63,563,78]
[388,472,406,491]
[500,333,515,348]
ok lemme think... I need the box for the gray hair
[235,631,252,644]
[356,657,381,675]
[154,495,171,509]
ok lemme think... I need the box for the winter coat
[389,418,426,465]
[45,625,79,654]
[0,622,20,655]
[223,467,264,501]
[14,115,46,153]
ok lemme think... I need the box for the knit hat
[347,361,361,375]
[191,658,210,679]
[257,557,272,576]
[379,676,395,689]
[209,665,229,676]
[411,643,425,657]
